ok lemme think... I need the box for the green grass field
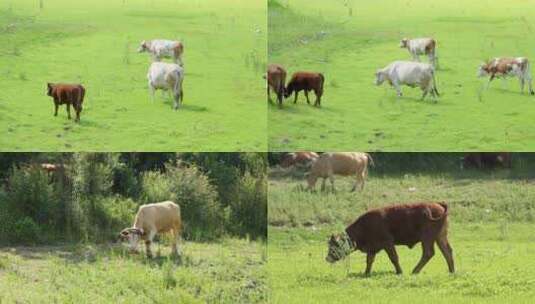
[0,0,266,151]
[268,0,535,151]
[0,239,266,303]
[268,165,535,303]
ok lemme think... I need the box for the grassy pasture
[268,0,535,151]
[0,239,267,303]
[268,160,535,303]
[0,0,266,151]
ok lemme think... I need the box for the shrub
[12,217,40,244]
[227,174,267,239]
[140,171,173,203]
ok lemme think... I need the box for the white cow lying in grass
[138,39,184,67]
[375,61,439,101]
[119,201,182,258]
[147,62,185,110]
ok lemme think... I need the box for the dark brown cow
[280,152,319,168]
[462,152,512,169]
[285,72,324,107]
[325,202,454,276]
[266,64,287,107]
[46,83,86,122]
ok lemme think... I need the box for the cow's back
[328,152,365,175]
[137,201,181,232]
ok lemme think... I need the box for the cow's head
[325,233,353,263]
[399,38,409,48]
[283,85,293,98]
[138,40,149,53]
[46,83,54,96]
[119,228,144,252]
[375,70,386,85]
[477,62,490,77]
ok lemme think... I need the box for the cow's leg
[526,74,535,95]
[314,90,321,107]
[66,104,71,120]
[486,74,495,90]
[171,230,179,256]
[148,81,155,102]
[145,230,156,258]
[304,90,310,104]
[320,177,326,192]
[412,240,435,274]
[421,88,429,101]
[329,175,335,192]
[385,245,403,274]
[294,91,299,103]
[54,103,59,116]
[393,82,403,97]
[267,85,271,102]
[277,90,283,108]
[436,237,455,273]
[364,252,376,276]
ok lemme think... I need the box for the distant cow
[119,201,182,258]
[138,39,184,66]
[46,83,85,122]
[462,152,512,169]
[375,61,439,101]
[266,64,287,107]
[326,202,454,276]
[280,152,319,168]
[400,38,438,68]
[307,152,374,192]
[285,72,325,107]
[147,62,184,110]
[478,57,534,95]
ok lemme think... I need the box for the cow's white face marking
[127,233,141,252]
[375,71,385,85]
[477,65,488,77]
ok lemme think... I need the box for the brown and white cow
[478,57,534,95]
[400,37,438,68]
[307,152,374,192]
[266,64,287,107]
[46,83,86,122]
[119,201,182,258]
[326,202,454,276]
[280,151,319,168]
[285,72,325,107]
[138,39,184,67]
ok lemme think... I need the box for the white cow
[375,61,439,101]
[477,57,535,95]
[138,39,184,66]
[400,37,438,68]
[119,201,182,258]
[147,62,184,110]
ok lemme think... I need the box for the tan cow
[307,152,374,192]
[119,201,182,258]
[266,64,287,107]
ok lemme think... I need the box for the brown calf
[46,83,86,122]
[266,64,287,107]
[285,72,324,107]
[326,202,454,276]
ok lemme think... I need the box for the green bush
[140,171,173,203]
[12,217,40,244]
[227,174,267,239]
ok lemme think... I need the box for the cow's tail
[173,69,183,102]
[431,69,440,96]
[426,202,448,221]
[365,153,375,167]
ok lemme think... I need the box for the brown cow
[266,64,287,107]
[462,152,512,169]
[307,152,373,192]
[326,202,454,276]
[285,72,324,107]
[46,83,86,122]
[280,152,319,168]
[478,57,534,95]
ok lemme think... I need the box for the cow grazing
[478,57,534,95]
[280,151,319,168]
[326,202,454,276]
[285,72,325,107]
[462,152,512,169]
[147,62,184,110]
[119,201,182,258]
[266,64,287,107]
[307,152,374,192]
[46,83,86,122]
[400,37,438,68]
[375,61,439,101]
[138,39,184,66]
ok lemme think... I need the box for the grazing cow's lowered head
[477,61,491,77]
[399,38,409,48]
[325,233,354,263]
[374,69,387,86]
[119,227,144,253]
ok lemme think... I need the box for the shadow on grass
[347,270,399,279]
